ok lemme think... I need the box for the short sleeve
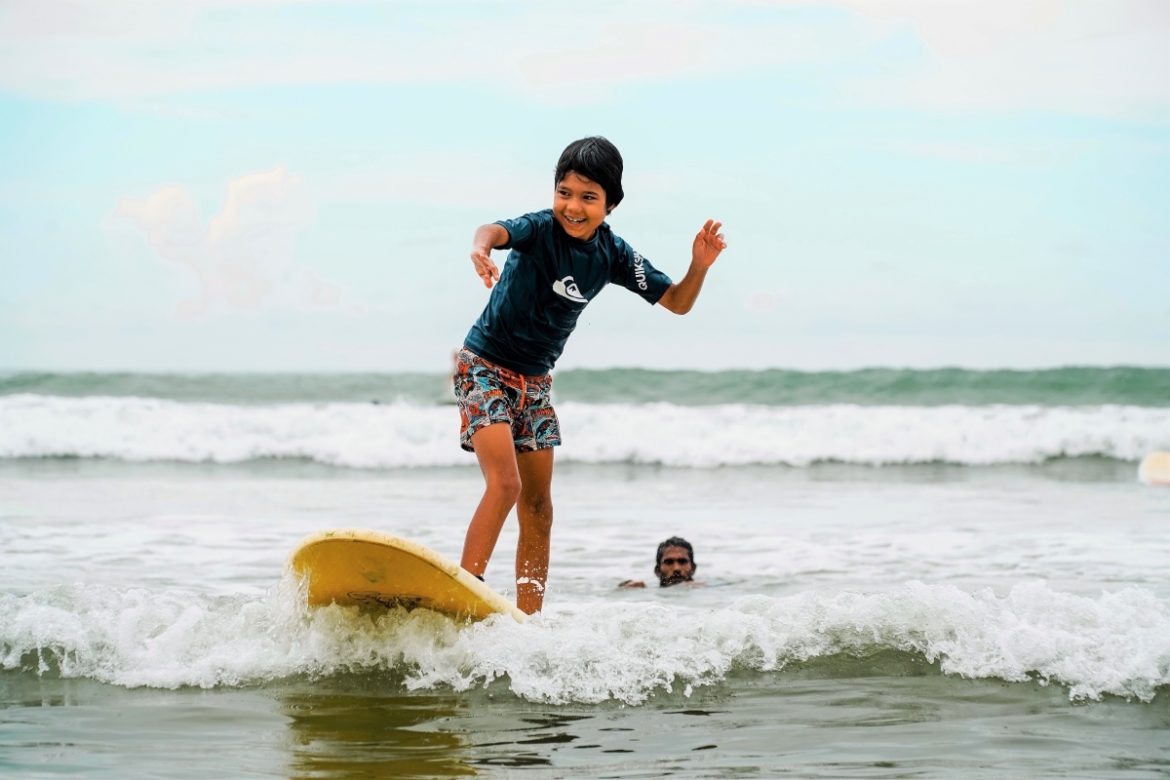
[494,211,553,251]
[610,237,673,304]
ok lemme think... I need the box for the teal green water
[2,366,1168,406]
[4,660,1168,779]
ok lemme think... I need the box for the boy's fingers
[471,252,499,288]
[702,221,720,249]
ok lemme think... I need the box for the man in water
[619,536,698,588]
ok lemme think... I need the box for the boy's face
[553,171,611,241]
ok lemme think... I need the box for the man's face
[655,545,695,587]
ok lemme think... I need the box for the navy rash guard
[463,210,673,375]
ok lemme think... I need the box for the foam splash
[2,579,1166,704]
[2,394,1168,468]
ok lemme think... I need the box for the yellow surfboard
[289,529,525,622]
[1139,451,1170,486]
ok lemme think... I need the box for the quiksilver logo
[552,276,588,303]
[633,251,648,290]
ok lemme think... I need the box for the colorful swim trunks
[453,347,562,453]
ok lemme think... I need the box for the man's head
[552,137,624,240]
[654,536,696,587]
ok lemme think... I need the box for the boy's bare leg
[460,423,521,577]
[515,448,554,614]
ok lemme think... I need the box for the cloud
[116,166,341,315]
[1,1,1165,121]
[0,1,848,104]
[837,0,1170,121]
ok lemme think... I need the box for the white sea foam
[2,394,1168,468]
[1,578,1166,703]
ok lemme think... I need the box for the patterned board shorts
[453,347,562,453]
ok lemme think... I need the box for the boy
[454,136,726,614]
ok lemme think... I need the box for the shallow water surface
[5,661,1168,779]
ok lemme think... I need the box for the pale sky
[2,0,1167,372]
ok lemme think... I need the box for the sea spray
[2,579,1166,704]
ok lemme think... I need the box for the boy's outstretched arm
[471,223,510,288]
[657,220,727,315]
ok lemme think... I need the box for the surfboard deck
[289,528,525,622]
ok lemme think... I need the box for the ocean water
[2,368,1169,779]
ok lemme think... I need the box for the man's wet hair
[655,536,696,570]
[555,136,624,210]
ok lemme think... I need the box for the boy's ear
[606,203,617,215]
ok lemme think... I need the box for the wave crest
[3,580,1166,704]
[2,395,1168,468]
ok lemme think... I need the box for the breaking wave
[2,579,1167,704]
[1,394,1167,468]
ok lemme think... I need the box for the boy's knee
[488,471,522,502]
[519,491,554,529]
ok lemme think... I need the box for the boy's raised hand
[692,219,727,269]
[471,246,501,288]
[656,219,727,314]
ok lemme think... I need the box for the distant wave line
[2,394,1167,468]
[2,365,1169,407]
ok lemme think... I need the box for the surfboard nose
[1138,451,1170,486]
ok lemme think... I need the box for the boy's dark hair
[655,536,696,570]
[555,136,624,210]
